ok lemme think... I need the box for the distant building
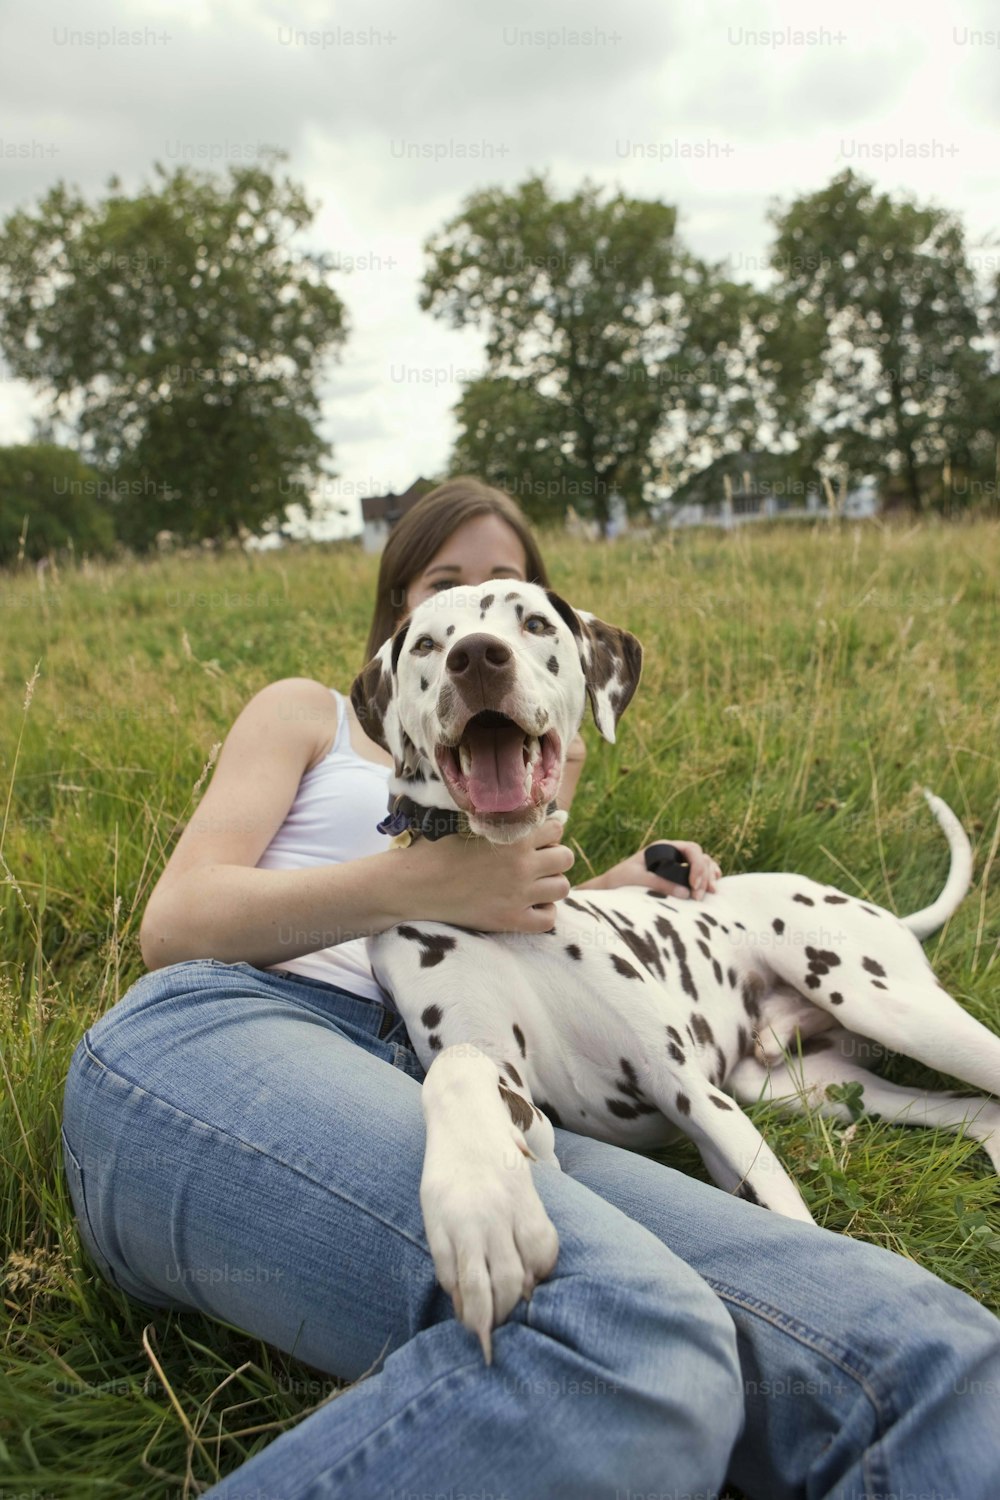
[361,478,435,553]
[842,479,880,518]
[605,491,629,539]
[564,491,630,540]
[662,452,880,529]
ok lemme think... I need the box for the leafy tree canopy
[0,155,348,548]
[763,168,998,508]
[0,444,116,566]
[421,174,758,531]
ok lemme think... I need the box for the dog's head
[350,580,642,844]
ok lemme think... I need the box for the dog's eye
[523,614,553,635]
[411,635,436,655]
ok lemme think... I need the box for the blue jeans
[61,958,1000,1499]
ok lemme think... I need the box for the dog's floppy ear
[545,589,643,743]
[349,639,395,755]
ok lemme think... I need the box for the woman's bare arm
[139,678,574,970]
[575,841,722,901]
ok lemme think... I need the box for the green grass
[1,516,999,1494]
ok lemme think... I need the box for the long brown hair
[363,477,551,663]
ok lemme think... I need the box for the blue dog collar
[377,794,559,842]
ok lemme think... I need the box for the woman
[62,478,1000,1499]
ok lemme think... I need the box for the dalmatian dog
[350,580,1000,1361]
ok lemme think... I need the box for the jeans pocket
[60,1123,127,1295]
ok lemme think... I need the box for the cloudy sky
[2,0,999,536]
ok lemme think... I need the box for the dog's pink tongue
[464,723,528,813]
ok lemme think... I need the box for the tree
[0,444,116,566]
[763,170,997,509]
[451,375,616,522]
[421,175,757,533]
[0,155,348,548]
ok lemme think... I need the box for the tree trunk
[902,438,923,511]
[886,365,923,510]
[575,416,608,536]
[592,478,610,537]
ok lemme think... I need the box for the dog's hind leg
[729,1026,1000,1174]
[756,925,1000,1100]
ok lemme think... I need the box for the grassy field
[1,516,999,1495]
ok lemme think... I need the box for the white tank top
[255,687,392,999]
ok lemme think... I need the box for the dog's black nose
[446,634,513,678]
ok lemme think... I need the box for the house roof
[361,478,434,523]
[668,451,807,509]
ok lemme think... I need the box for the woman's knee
[510,1166,744,1475]
[367,1266,742,1499]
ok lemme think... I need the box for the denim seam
[77,1033,434,1265]
[326,1355,490,1487]
[705,1278,892,1496]
[60,1122,132,1297]
[391,1040,426,1079]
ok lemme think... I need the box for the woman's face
[402,514,529,617]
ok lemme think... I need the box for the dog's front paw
[420,1123,559,1363]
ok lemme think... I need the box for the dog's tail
[900,789,974,941]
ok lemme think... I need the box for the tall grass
[1,517,998,1494]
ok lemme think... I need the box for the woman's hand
[395,816,575,933]
[577,840,722,901]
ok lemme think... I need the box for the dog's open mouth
[435,710,562,817]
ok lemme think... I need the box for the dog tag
[644,842,692,888]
